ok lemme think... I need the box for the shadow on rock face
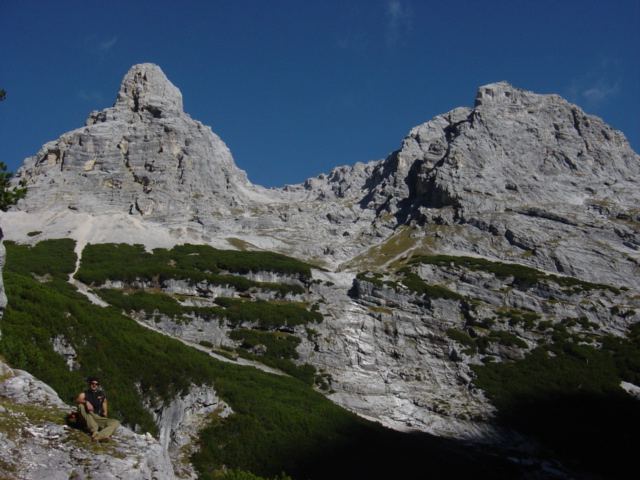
[496,391,640,480]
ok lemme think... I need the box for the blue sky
[1,0,638,188]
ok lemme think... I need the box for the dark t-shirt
[85,389,106,416]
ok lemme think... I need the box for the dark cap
[87,376,100,384]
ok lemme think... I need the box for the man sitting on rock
[76,377,119,442]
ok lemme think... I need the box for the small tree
[0,162,27,211]
[0,90,28,210]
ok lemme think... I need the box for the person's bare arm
[101,398,108,417]
[76,392,94,412]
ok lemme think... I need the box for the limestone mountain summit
[2,64,640,479]
[10,64,638,287]
[13,63,254,224]
[114,62,184,117]
[358,80,640,287]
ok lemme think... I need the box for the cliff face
[0,232,6,319]
[2,64,639,476]
[13,64,253,224]
[359,81,640,288]
[0,362,181,480]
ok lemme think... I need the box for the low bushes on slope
[75,243,314,288]
[361,253,639,477]
[1,239,527,479]
[471,326,640,478]
[408,254,621,294]
[94,289,320,384]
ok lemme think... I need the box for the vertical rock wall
[0,228,6,325]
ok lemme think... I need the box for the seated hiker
[76,377,120,442]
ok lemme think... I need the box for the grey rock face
[0,235,6,321]
[51,334,80,371]
[114,63,184,118]
[14,64,252,224]
[360,81,640,288]
[0,362,180,480]
[151,384,233,452]
[12,68,638,288]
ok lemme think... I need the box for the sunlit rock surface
[3,65,639,448]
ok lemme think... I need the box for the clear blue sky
[2,1,638,188]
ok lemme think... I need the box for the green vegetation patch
[357,267,465,302]
[397,268,465,302]
[446,328,477,355]
[75,243,314,289]
[1,238,533,480]
[213,298,322,329]
[355,271,385,288]
[4,239,76,280]
[447,328,527,356]
[96,288,322,330]
[498,309,541,330]
[229,329,301,360]
[471,324,640,478]
[227,329,317,385]
[408,254,620,293]
[97,288,186,319]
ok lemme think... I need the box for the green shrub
[500,310,540,330]
[4,239,77,279]
[219,470,291,480]
[408,254,620,293]
[446,328,474,348]
[355,272,385,288]
[536,321,553,332]
[488,331,528,349]
[213,298,322,329]
[398,269,465,302]
[75,243,314,288]
[229,329,301,360]
[97,289,185,319]
[446,329,477,355]
[471,326,640,478]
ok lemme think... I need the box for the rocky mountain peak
[6,67,639,286]
[12,63,255,223]
[475,81,539,107]
[114,63,184,118]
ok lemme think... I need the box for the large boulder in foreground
[0,362,181,480]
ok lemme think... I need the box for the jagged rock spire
[114,63,183,118]
[12,63,251,222]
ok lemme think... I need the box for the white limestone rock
[360,81,640,288]
[0,232,6,320]
[151,384,233,452]
[0,362,180,480]
[13,64,253,224]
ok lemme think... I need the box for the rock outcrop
[357,81,640,287]
[13,64,255,225]
[0,229,6,319]
[151,384,233,452]
[0,362,180,480]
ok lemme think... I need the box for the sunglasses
[90,382,99,386]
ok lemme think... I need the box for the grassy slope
[0,239,526,480]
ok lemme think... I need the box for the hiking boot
[97,436,110,443]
